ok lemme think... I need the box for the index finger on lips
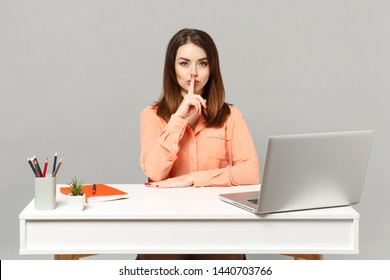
[188,76,195,95]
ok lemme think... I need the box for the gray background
[1,0,389,260]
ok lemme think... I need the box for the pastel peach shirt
[140,105,260,187]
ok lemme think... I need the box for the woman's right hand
[174,76,207,119]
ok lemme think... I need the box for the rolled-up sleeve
[140,107,188,182]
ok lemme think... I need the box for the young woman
[139,28,260,260]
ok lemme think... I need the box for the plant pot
[68,194,86,211]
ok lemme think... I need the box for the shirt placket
[188,128,198,172]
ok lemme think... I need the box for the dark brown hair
[155,28,230,127]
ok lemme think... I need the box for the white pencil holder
[34,175,56,210]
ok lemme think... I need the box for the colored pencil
[33,155,43,177]
[27,157,37,177]
[52,152,57,175]
[43,158,48,177]
[53,156,63,177]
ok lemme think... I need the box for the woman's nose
[190,65,198,77]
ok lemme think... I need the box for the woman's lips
[187,80,199,85]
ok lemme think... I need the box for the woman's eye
[199,61,208,67]
[179,61,189,66]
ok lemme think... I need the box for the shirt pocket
[204,128,229,160]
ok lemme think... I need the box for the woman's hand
[145,174,195,188]
[174,76,207,119]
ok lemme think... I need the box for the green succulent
[68,176,84,196]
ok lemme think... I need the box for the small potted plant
[67,176,86,211]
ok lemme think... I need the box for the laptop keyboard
[248,199,258,204]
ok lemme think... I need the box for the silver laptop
[219,130,373,214]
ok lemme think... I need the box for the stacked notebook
[60,184,129,203]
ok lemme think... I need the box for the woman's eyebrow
[177,57,208,61]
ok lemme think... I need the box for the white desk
[19,184,359,259]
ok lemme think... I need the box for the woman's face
[175,43,210,96]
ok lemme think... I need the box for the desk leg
[54,254,96,260]
[284,254,323,260]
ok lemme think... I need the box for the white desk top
[20,184,358,220]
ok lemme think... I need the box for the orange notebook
[60,184,129,203]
